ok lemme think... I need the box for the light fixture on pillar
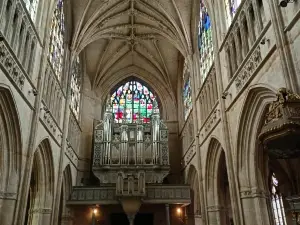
[279,0,294,7]
[176,207,186,225]
[91,206,99,225]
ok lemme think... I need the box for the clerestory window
[48,0,65,80]
[198,0,214,81]
[70,56,81,120]
[23,0,39,22]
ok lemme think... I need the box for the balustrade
[222,0,266,80]
[67,111,81,154]
[42,62,64,126]
[0,0,38,78]
[197,67,218,122]
[181,114,194,155]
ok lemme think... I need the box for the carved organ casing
[93,102,170,197]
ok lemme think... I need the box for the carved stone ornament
[259,88,300,159]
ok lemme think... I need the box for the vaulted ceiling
[70,0,195,102]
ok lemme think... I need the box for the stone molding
[235,46,262,91]
[206,205,226,212]
[30,208,52,214]
[0,38,26,91]
[240,189,269,199]
[0,191,17,200]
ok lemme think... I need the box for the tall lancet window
[48,0,65,80]
[23,0,39,21]
[271,173,287,225]
[198,0,213,81]
[111,80,158,124]
[70,56,81,120]
[183,61,192,120]
[225,0,242,27]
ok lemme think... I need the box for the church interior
[0,0,300,225]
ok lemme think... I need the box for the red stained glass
[110,80,158,123]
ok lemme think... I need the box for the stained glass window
[225,0,242,27]
[198,0,214,81]
[183,76,192,120]
[111,80,157,123]
[23,0,39,21]
[70,56,81,120]
[48,0,65,80]
[271,173,287,225]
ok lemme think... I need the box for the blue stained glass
[198,0,214,81]
[48,0,65,80]
[183,75,192,120]
[70,56,81,120]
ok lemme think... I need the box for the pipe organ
[93,100,170,197]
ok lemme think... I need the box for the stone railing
[67,185,191,205]
[196,66,218,122]
[0,33,36,107]
[0,0,39,78]
[220,0,266,81]
[181,143,196,169]
[39,101,63,146]
[42,62,65,127]
[181,113,194,155]
[67,111,81,154]
[65,111,81,168]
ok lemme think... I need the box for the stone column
[23,30,33,71]
[12,6,23,50]
[233,29,242,67]
[239,19,249,58]
[165,204,171,225]
[224,45,232,79]
[5,0,17,40]
[228,40,236,75]
[245,10,256,44]
[240,189,271,225]
[30,208,52,225]
[60,213,74,225]
[0,192,17,225]
[251,0,263,31]
[206,206,222,225]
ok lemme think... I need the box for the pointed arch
[58,164,73,222]
[236,86,276,189]
[187,164,201,215]
[204,137,233,224]
[62,164,72,206]
[99,67,177,121]
[204,138,224,207]
[32,138,55,209]
[0,86,22,191]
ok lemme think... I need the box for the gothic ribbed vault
[70,0,195,102]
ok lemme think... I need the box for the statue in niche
[138,172,145,194]
[116,172,124,194]
[128,175,135,194]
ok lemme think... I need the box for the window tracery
[48,0,65,80]
[225,0,242,27]
[183,73,192,120]
[198,0,214,80]
[271,173,287,225]
[70,56,81,120]
[111,80,158,124]
[23,0,39,21]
